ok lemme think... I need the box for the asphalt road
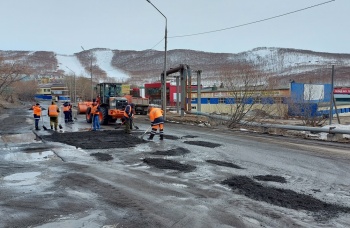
[1,102,350,228]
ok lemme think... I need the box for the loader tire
[100,106,109,125]
[86,107,92,123]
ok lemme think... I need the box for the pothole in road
[164,135,180,140]
[183,141,221,148]
[206,160,244,169]
[22,146,54,153]
[222,176,350,220]
[90,152,113,161]
[253,175,287,183]
[151,147,191,156]
[143,158,196,172]
[42,130,145,149]
[181,135,198,139]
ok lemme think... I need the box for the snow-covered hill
[1,47,350,87]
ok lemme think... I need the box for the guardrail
[190,111,350,135]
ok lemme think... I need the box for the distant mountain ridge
[1,47,349,87]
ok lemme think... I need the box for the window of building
[274,97,283,104]
[219,98,225,104]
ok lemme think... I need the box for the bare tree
[12,80,38,102]
[0,56,34,98]
[75,76,95,101]
[219,61,273,128]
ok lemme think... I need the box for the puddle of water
[134,143,153,152]
[4,172,41,181]
[4,150,55,162]
[3,172,41,186]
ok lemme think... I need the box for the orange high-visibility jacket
[32,105,41,116]
[48,105,59,117]
[91,105,100,115]
[63,106,70,112]
[149,108,163,122]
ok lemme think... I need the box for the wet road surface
[1,101,350,227]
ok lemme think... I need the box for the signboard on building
[334,88,350,94]
[122,84,130,95]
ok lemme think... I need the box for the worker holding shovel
[123,103,133,134]
[147,105,164,140]
[48,101,60,131]
[32,103,42,130]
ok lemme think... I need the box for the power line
[149,38,165,50]
[139,37,164,56]
[169,0,335,39]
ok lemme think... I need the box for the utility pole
[329,65,335,125]
[146,0,167,120]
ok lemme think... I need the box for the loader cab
[96,83,123,104]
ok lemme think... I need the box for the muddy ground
[1,103,350,227]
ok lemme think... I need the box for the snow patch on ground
[318,124,350,140]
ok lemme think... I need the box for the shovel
[115,119,126,129]
[89,114,94,131]
[132,121,140,130]
[139,126,151,139]
[41,116,48,130]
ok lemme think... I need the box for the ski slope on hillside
[56,49,130,82]
[93,49,129,82]
[56,55,88,77]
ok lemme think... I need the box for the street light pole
[81,46,94,101]
[146,0,167,120]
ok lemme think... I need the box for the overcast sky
[0,0,348,55]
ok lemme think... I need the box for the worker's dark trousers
[33,114,40,130]
[68,111,73,122]
[64,111,69,123]
[125,118,131,133]
[130,118,133,129]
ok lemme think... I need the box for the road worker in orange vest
[148,105,164,140]
[91,100,101,131]
[63,102,70,123]
[48,101,60,130]
[123,104,133,134]
[32,103,42,130]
